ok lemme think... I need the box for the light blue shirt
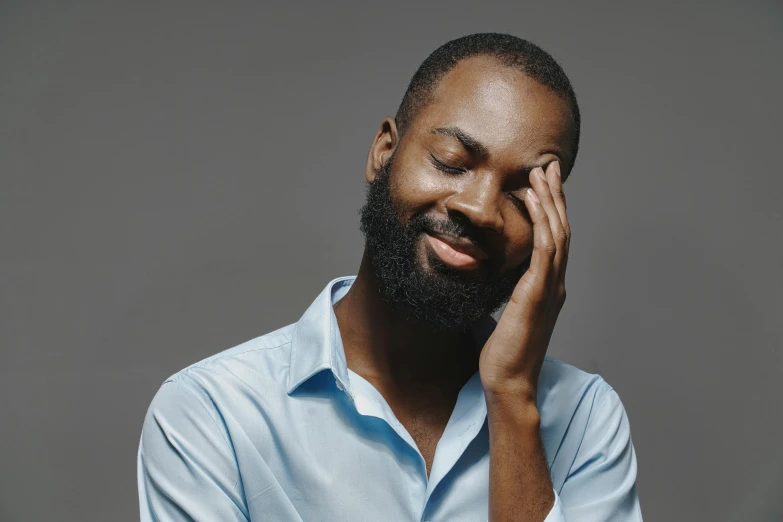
[138,276,642,521]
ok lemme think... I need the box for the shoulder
[137,327,300,522]
[164,322,295,396]
[142,323,296,435]
[538,356,616,413]
[538,356,628,431]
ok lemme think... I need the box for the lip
[425,232,488,269]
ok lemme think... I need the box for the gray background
[1,1,781,521]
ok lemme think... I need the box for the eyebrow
[431,126,488,157]
[431,125,560,176]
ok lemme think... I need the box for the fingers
[526,161,570,290]
[548,162,570,247]
[521,176,556,300]
[544,161,571,283]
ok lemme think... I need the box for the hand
[479,160,570,402]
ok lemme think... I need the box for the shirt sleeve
[555,388,643,521]
[137,380,249,522]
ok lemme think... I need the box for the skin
[333,55,575,521]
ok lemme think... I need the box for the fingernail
[527,188,539,203]
[535,167,546,181]
[552,161,561,178]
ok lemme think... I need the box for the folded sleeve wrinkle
[138,380,250,522]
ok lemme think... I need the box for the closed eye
[430,154,464,175]
[508,192,531,218]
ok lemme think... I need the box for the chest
[246,405,492,522]
[352,372,476,477]
[396,402,456,477]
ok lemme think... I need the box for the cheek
[502,216,534,271]
[391,162,455,218]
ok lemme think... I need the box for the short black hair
[395,33,581,173]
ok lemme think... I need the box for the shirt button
[335,380,344,391]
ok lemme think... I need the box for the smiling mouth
[424,232,487,270]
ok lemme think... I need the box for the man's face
[360,55,575,332]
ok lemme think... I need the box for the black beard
[358,153,530,332]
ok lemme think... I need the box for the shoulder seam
[582,386,623,453]
[560,380,616,486]
[592,384,617,415]
[161,380,234,451]
[175,339,293,375]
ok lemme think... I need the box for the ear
[365,117,399,183]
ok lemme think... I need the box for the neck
[333,251,479,391]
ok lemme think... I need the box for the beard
[358,153,530,332]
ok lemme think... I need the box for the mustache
[408,212,490,253]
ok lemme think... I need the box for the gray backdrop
[1,1,781,521]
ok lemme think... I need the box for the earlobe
[365,117,399,183]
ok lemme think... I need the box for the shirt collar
[287,275,498,395]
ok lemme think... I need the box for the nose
[444,173,505,234]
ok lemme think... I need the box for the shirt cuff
[542,489,566,522]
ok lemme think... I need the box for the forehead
[411,55,574,163]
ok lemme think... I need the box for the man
[138,33,642,521]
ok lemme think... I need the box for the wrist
[485,388,541,427]
[482,377,539,406]
[486,394,542,436]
